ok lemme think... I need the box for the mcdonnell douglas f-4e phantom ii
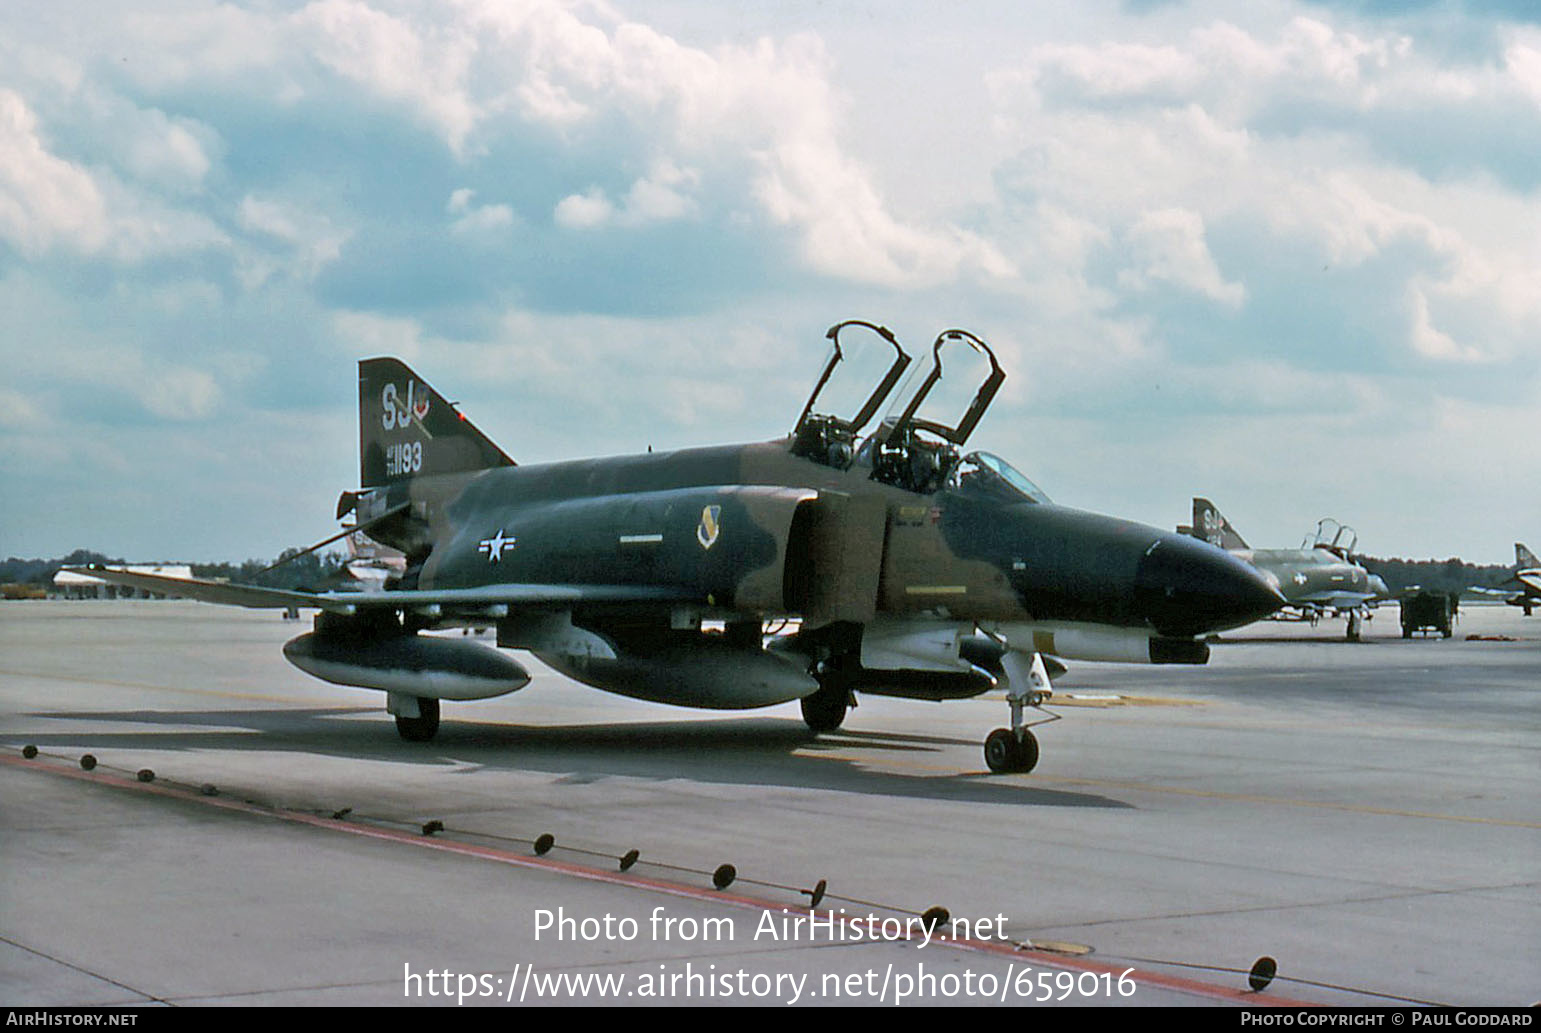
[1469,543,1541,616]
[1180,498,1388,641]
[77,322,1282,773]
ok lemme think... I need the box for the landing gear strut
[984,650,1057,774]
[1346,609,1364,642]
[390,694,440,742]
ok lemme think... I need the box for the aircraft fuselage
[365,438,1280,652]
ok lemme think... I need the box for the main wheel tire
[800,682,848,733]
[395,697,440,742]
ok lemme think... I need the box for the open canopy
[790,320,911,470]
[862,329,1006,494]
[1305,518,1358,558]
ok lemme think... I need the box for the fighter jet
[1470,543,1541,615]
[1179,498,1387,640]
[75,322,1281,773]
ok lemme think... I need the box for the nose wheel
[983,648,1058,774]
[984,727,1039,773]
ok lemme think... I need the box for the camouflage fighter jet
[1180,498,1388,641]
[1469,543,1541,615]
[76,322,1282,773]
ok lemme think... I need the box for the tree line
[1,548,349,593]
[1358,556,1513,597]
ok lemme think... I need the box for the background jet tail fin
[1192,497,1249,550]
[358,357,515,489]
[1517,543,1539,569]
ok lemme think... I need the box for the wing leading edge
[64,566,698,615]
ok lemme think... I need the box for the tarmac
[1,599,1536,1007]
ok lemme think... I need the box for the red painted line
[4,755,1315,1005]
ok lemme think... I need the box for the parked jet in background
[335,528,406,593]
[1470,543,1541,616]
[1179,498,1387,640]
[76,322,1281,773]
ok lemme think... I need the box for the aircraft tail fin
[1192,497,1249,550]
[1517,543,1539,569]
[358,357,515,489]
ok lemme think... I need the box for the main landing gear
[796,645,1058,774]
[983,650,1058,774]
[389,694,441,742]
[800,673,852,732]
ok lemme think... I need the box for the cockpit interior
[789,321,1047,502]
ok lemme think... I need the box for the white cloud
[446,188,516,234]
[1506,33,1541,106]
[225,1,1013,286]
[553,187,615,228]
[330,310,432,362]
[119,109,214,191]
[237,195,350,282]
[1119,208,1246,307]
[0,89,226,262]
[118,3,289,89]
[1027,40,1201,98]
[988,17,1541,366]
[8,2,1026,290]
[552,161,699,229]
[295,0,480,152]
[619,160,698,224]
[137,366,222,421]
[0,89,111,256]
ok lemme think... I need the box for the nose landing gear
[984,650,1058,774]
[1346,609,1364,642]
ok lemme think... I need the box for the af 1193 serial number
[387,441,422,476]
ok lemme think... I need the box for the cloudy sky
[2,0,1537,564]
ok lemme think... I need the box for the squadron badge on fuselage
[697,505,721,550]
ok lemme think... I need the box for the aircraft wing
[64,567,696,614]
[1515,571,1541,594]
[1288,590,1378,610]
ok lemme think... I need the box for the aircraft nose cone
[1135,534,1284,637]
